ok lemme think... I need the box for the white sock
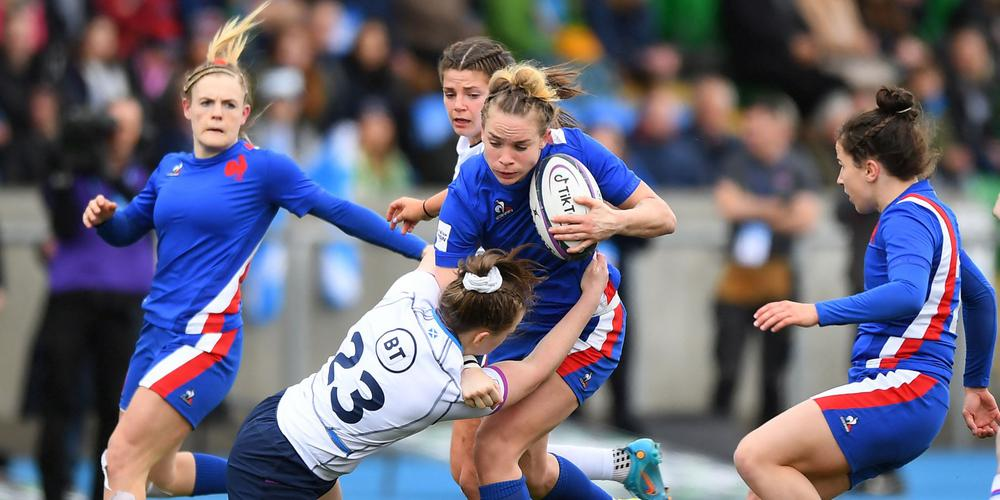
[101,450,111,491]
[991,474,1000,499]
[547,445,630,482]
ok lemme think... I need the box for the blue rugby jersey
[817,180,995,386]
[435,128,641,324]
[98,140,426,334]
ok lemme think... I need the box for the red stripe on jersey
[904,194,958,342]
[869,221,879,244]
[814,373,937,410]
[600,301,625,357]
[603,280,615,305]
[149,329,238,397]
[557,347,603,377]
[201,263,251,334]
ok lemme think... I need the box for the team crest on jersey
[494,199,515,221]
[840,415,858,433]
[225,154,248,181]
[167,163,183,176]
[181,389,195,406]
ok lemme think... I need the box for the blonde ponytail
[483,62,583,132]
[181,1,270,103]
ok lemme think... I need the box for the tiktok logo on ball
[376,329,417,373]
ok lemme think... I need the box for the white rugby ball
[529,153,603,260]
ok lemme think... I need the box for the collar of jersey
[431,308,462,348]
[186,140,248,166]
[890,179,933,206]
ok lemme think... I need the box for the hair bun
[875,86,917,118]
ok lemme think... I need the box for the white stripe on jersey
[139,345,202,388]
[811,369,921,399]
[571,289,621,354]
[185,244,260,334]
[867,197,958,366]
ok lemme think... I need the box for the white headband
[462,266,503,293]
[896,107,912,114]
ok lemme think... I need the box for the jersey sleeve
[380,270,441,309]
[816,209,934,325]
[570,129,641,206]
[97,160,160,246]
[435,179,483,268]
[442,366,509,420]
[960,249,997,388]
[264,150,322,217]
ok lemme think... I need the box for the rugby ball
[529,154,603,260]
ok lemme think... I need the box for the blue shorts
[119,321,242,427]
[811,369,949,487]
[227,391,338,499]
[488,279,626,405]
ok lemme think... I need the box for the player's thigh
[451,417,482,478]
[807,473,852,500]
[108,387,192,469]
[477,372,577,454]
[736,399,849,478]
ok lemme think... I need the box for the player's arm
[386,188,448,234]
[265,152,428,260]
[306,191,427,260]
[549,181,674,254]
[486,253,608,408]
[960,249,997,389]
[89,171,158,246]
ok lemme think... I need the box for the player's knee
[733,436,767,480]
[105,435,140,483]
[457,468,480,499]
[473,432,520,471]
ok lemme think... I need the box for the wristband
[422,199,433,219]
[463,355,480,368]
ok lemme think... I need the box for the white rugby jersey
[453,135,484,180]
[276,270,507,481]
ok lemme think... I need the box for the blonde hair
[181,1,269,105]
[483,62,583,133]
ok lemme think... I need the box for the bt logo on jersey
[376,329,417,373]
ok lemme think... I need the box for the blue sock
[479,476,531,500]
[543,454,612,500]
[192,453,228,495]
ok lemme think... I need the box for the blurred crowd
[0,0,998,193]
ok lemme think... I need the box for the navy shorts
[488,278,626,405]
[227,391,338,499]
[811,369,949,487]
[120,321,242,427]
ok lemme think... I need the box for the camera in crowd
[58,108,117,176]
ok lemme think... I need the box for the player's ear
[470,330,492,349]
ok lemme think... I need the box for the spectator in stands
[34,98,153,500]
[711,93,821,425]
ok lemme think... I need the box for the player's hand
[550,196,619,254]
[963,387,1000,439]
[753,300,819,332]
[386,197,428,234]
[580,252,608,298]
[82,194,118,228]
[461,366,501,409]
